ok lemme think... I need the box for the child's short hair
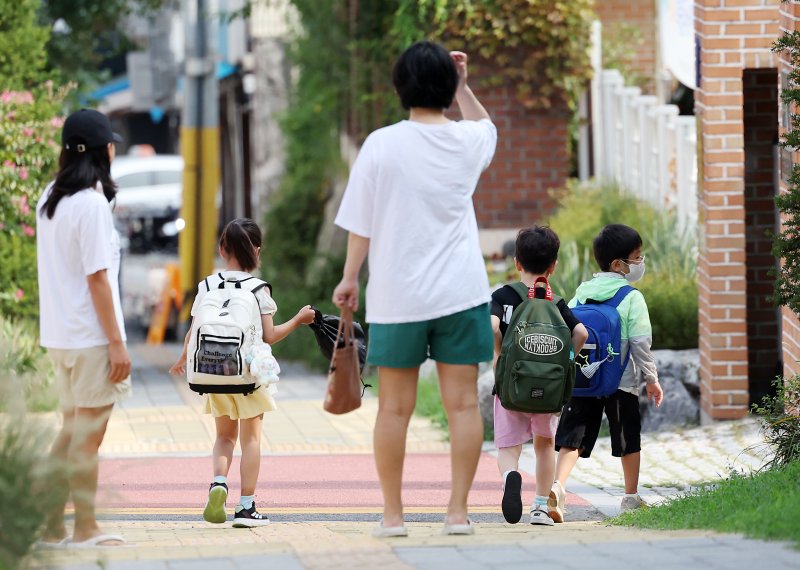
[593,224,643,271]
[392,41,458,111]
[219,218,262,272]
[515,226,560,274]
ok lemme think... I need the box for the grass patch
[611,461,800,546]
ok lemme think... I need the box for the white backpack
[187,274,271,395]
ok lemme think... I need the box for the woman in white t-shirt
[332,42,497,537]
[36,109,131,548]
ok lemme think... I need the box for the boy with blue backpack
[549,224,663,522]
[491,227,588,526]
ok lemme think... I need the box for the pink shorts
[493,396,560,448]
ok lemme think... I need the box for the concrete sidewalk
[34,521,800,570]
[28,342,798,569]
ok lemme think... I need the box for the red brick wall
[595,0,657,93]
[778,3,800,379]
[695,0,780,420]
[743,68,781,401]
[470,85,571,229]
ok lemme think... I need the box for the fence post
[601,70,624,179]
[588,20,603,181]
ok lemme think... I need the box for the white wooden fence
[589,68,698,232]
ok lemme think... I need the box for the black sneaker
[203,482,228,524]
[501,471,523,524]
[232,503,271,528]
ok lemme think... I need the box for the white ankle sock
[624,493,638,498]
[213,476,227,486]
[239,495,255,509]
[502,470,512,486]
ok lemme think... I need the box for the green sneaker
[203,482,228,523]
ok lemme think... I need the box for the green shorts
[367,303,494,368]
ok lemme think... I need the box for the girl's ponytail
[219,218,262,272]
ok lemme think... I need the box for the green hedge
[541,180,698,350]
[0,88,65,323]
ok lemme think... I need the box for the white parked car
[111,154,184,335]
[111,154,184,253]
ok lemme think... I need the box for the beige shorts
[48,345,132,409]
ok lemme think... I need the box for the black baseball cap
[62,109,123,152]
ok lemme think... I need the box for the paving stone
[233,554,305,569]
[168,558,237,570]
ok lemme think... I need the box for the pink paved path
[98,452,589,509]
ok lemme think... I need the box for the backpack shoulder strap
[508,282,530,302]
[250,280,273,296]
[607,285,635,308]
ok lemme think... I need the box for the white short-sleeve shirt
[37,184,126,349]
[335,118,497,323]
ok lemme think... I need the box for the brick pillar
[695,0,780,420]
[778,3,800,379]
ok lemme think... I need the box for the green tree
[40,0,166,89]
[773,30,800,315]
[0,0,50,89]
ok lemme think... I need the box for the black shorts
[555,390,641,458]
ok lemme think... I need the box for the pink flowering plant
[0,85,67,322]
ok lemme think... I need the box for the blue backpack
[570,286,635,398]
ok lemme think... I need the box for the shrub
[501,180,699,350]
[0,317,57,413]
[0,421,61,570]
[752,375,800,470]
[0,87,66,323]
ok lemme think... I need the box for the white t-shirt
[335,118,497,323]
[37,184,126,349]
[190,271,278,316]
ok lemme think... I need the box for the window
[116,172,153,188]
[153,170,182,185]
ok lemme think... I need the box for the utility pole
[179,0,220,322]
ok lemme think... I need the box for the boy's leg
[497,444,523,524]
[437,362,482,526]
[496,445,523,475]
[212,416,239,478]
[374,366,419,528]
[605,390,644,509]
[555,447,581,488]
[554,397,605,487]
[238,415,263,496]
[621,452,641,494]
[533,436,556,499]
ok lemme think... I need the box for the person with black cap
[36,109,131,548]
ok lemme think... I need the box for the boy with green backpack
[491,227,588,525]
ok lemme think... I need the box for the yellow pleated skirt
[203,385,277,419]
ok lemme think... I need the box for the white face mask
[623,260,646,283]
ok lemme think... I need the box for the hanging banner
[659,0,697,89]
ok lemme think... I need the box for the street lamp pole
[179,0,220,323]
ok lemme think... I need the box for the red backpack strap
[533,276,554,301]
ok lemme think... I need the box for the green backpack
[494,280,575,414]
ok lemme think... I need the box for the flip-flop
[35,537,72,550]
[69,534,133,549]
[371,522,408,538]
